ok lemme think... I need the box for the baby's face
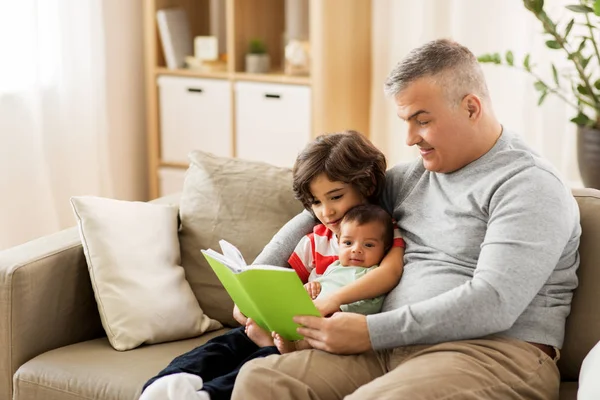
[338,220,387,268]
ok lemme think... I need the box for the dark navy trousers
[142,327,279,400]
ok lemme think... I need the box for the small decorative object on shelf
[245,38,270,74]
[194,36,219,61]
[284,40,310,76]
[186,35,227,72]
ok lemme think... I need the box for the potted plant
[245,38,270,74]
[478,0,600,189]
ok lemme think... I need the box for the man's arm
[367,168,579,349]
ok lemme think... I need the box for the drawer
[158,167,187,197]
[234,81,311,168]
[158,76,232,164]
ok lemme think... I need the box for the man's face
[394,78,475,173]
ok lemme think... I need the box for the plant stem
[516,67,582,109]
[535,10,600,109]
[585,12,600,67]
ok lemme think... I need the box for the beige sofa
[1,187,600,400]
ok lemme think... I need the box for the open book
[202,240,320,341]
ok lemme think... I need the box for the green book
[201,240,320,341]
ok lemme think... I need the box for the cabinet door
[235,82,311,168]
[158,76,232,164]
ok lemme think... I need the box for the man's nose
[405,126,421,147]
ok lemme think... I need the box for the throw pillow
[70,196,221,351]
[179,151,304,326]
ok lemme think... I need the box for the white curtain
[0,0,146,250]
[370,0,582,186]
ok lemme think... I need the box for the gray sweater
[254,130,581,350]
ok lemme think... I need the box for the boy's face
[338,220,387,268]
[309,173,366,235]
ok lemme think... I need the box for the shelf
[155,67,311,86]
[160,161,190,169]
[233,71,310,86]
[155,67,230,80]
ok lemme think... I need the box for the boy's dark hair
[292,130,387,210]
[341,204,395,251]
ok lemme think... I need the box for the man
[231,39,581,400]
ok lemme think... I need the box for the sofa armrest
[0,227,104,400]
[579,340,600,399]
[0,192,182,399]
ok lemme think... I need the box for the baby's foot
[272,332,296,354]
[245,318,275,347]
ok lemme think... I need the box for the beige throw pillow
[70,196,221,351]
[180,151,304,326]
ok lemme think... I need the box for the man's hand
[304,281,322,299]
[293,312,372,354]
[313,294,342,317]
[233,303,248,325]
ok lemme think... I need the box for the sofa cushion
[70,196,221,351]
[559,188,600,381]
[179,151,304,326]
[13,329,229,400]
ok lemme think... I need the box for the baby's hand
[304,281,322,299]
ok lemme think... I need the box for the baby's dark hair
[341,204,394,251]
[292,130,387,210]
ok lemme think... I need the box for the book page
[219,239,247,268]
[202,249,243,273]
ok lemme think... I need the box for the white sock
[139,372,208,400]
[196,391,211,400]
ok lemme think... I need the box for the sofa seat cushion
[13,329,229,400]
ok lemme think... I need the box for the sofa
[1,153,600,399]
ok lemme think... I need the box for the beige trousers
[231,336,560,400]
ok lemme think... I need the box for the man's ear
[461,93,482,121]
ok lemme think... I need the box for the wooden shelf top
[233,71,311,86]
[154,67,311,86]
[155,67,230,80]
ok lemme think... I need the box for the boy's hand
[313,294,342,317]
[233,304,248,325]
[304,281,322,299]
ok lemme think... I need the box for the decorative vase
[577,126,600,190]
[245,54,270,74]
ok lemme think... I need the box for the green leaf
[571,112,593,126]
[523,54,531,71]
[477,54,493,63]
[595,0,600,15]
[576,38,587,54]
[582,55,593,69]
[551,64,559,85]
[505,51,514,66]
[564,18,575,38]
[538,91,548,105]
[534,81,547,91]
[524,0,544,13]
[565,4,594,13]
[492,53,502,64]
[594,78,600,90]
[577,84,590,95]
[545,40,561,49]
